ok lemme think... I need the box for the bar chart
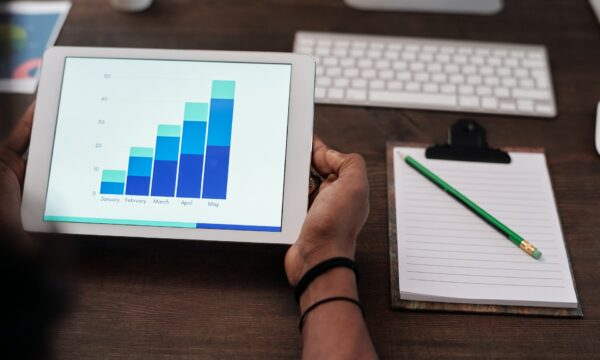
[99,80,235,200]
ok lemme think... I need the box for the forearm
[299,268,377,360]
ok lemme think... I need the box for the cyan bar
[43,215,197,228]
[211,80,235,99]
[184,102,208,122]
[157,124,181,137]
[130,147,154,158]
[102,170,126,183]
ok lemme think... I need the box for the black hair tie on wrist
[298,296,364,332]
[293,257,360,303]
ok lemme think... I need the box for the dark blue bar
[176,154,204,198]
[195,223,281,232]
[100,181,124,195]
[151,160,178,196]
[201,145,230,199]
[125,176,151,196]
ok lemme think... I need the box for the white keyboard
[294,31,557,117]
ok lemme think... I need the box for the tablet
[22,47,315,244]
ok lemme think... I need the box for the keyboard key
[481,97,498,109]
[415,72,430,82]
[450,74,465,84]
[367,50,382,58]
[351,79,367,89]
[346,89,367,101]
[369,80,385,89]
[358,59,373,68]
[484,76,500,86]
[499,101,517,111]
[317,77,332,87]
[519,79,535,88]
[334,78,350,88]
[459,96,480,108]
[476,86,492,96]
[340,58,356,67]
[387,81,403,90]
[316,47,330,56]
[536,103,555,114]
[397,72,412,81]
[385,51,399,60]
[370,90,457,106]
[328,88,344,99]
[502,77,517,87]
[375,60,390,69]
[379,70,394,80]
[315,87,326,99]
[512,88,551,100]
[406,82,421,92]
[410,62,425,71]
[494,87,510,98]
[343,68,359,77]
[333,48,347,57]
[326,67,342,76]
[423,83,439,93]
[392,61,408,70]
[432,73,448,83]
[467,75,483,85]
[459,85,474,95]
[441,84,456,94]
[350,49,365,57]
[522,59,545,68]
[402,52,417,61]
[517,99,534,111]
[362,69,377,79]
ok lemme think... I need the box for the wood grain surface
[1,0,600,358]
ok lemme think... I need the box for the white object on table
[110,0,153,12]
[294,31,558,118]
[590,0,600,24]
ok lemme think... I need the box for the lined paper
[393,147,578,308]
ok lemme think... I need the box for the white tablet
[22,47,315,244]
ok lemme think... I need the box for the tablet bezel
[21,46,315,245]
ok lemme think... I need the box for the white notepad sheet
[393,147,578,308]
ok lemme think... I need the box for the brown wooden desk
[2,0,600,358]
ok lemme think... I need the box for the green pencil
[398,151,542,260]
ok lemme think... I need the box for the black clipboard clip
[426,119,511,164]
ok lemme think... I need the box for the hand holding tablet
[21,47,315,244]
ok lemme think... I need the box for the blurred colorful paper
[0,1,71,93]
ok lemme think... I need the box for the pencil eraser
[532,249,542,260]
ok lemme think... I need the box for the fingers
[2,103,35,156]
[312,135,368,182]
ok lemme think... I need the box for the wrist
[299,267,358,313]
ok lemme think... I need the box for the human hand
[0,103,35,249]
[284,136,369,286]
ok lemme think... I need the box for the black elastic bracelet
[298,296,364,332]
[294,257,359,303]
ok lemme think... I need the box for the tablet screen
[44,57,292,232]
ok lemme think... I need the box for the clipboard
[386,120,582,317]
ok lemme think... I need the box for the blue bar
[151,129,181,197]
[126,176,151,196]
[177,120,207,198]
[206,99,234,147]
[177,154,204,198]
[195,223,281,232]
[100,181,124,195]
[151,160,178,196]
[202,145,230,199]
[154,136,180,161]
[126,156,153,195]
[180,121,207,155]
[202,86,235,199]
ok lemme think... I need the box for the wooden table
[2,0,600,358]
